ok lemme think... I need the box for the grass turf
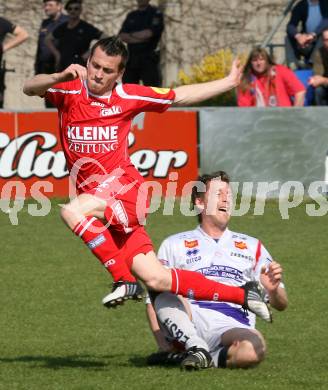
[0,199,327,389]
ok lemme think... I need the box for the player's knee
[143,272,171,292]
[133,254,172,291]
[144,277,164,291]
[60,204,73,224]
[60,203,76,226]
[154,292,183,312]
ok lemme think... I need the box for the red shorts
[86,165,153,267]
[110,226,153,269]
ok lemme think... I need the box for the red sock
[170,268,245,304]
[73,217,136,283]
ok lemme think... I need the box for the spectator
[35,1,68,74]
[35,0,68,108]
[309,27,328,104]
[45,0,105,71]
[0,17,28,108]
[286,0,328,68]
[119,0,164,86]
[237,47,306,107]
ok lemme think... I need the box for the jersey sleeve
[45,79,82,109]
[253,241,273,278]
[157,238,176,268]
[253,241,285,289]
[279,65,305,97]
[116,83,175,114]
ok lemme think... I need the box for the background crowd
[0,0,328,108]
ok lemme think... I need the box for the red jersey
[237,65,305,107]
[45,80,175,192]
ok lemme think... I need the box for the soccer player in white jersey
[22,37,270,321]
[146,171,288,370]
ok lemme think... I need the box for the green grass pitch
[0,199,327,390]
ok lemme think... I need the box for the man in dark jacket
[309,27,328,104]
[35,0,68,107]
[119,0,164,86]
[45,0,105,71]
[0,17,28,107]
[286,0,328,68]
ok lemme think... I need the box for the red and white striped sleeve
[45,79,82,109]
[115,83,175,114]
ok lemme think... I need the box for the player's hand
[228,58,243,87]
[60,64,87,82]
[260,261,283,293]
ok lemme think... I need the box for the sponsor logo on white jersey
[234,241,248,250]
[198,265,244,282]
[230,251,254,261]
[100,106,122,117]
[186,248,199,257]
[186,256,201,265]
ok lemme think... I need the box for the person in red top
[237,47,306,107]
[22,36,271,323]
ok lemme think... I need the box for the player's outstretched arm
[23,64,87,97]
[173,58,242,106]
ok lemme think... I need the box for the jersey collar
[196,225,232,243]
[83,80,113,100]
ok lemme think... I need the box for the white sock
[154,292,209,351]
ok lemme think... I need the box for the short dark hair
[65,0,82,10]
[90,36,129,71]
[44,0,62,3]
[191,171,230,222]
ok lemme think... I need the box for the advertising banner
[0,110,198,199]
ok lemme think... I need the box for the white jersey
[158,226,277,328]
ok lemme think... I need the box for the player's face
[251,55,268,74]
[87,47,125,96]
[198,179,232,231]
[323,31,328,50]
[44,1,62,18]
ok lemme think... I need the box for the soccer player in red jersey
[23,37,271,322]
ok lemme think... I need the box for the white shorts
[189,301,256,358]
